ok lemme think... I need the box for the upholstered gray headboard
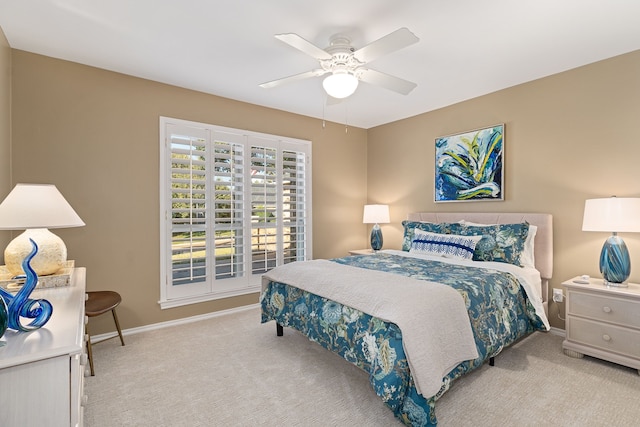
[407,212,553,311]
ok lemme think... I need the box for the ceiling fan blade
[274,33,333,60]
[358,68,417,95]
[259,69,327,89]
[353,28,419,64]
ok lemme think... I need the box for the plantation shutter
[281,148,308,264]
[168,125,209,292]
[160,117,312,308]
[250,143,278,274]
[212,132,246,282]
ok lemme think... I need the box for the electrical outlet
[552,288,564,303]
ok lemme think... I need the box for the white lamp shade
[0,183,85,276]
[0,183,85,229]
[323,72,359,99]
[363,204,390,224]
[582,197,640,233]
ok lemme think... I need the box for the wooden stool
[85,291,125,376]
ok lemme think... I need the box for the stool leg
[111,308,125,346]
[86,322,95,376]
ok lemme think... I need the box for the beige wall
[368,49,640,328]
[10,50,368,334]
[0,28,10,253]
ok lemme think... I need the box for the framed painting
[435,124,504,202]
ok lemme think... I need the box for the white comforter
[262,259,480,398]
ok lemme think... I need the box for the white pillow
[520,224,537,268]
[459,220,537,268]
[410,229,482,260]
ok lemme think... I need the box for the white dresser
[0,267,87,426]
[562,276,640,374]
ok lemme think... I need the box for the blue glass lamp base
[370,224,383,251]
[599,234,630,287]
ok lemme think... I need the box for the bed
[260,212,553,426]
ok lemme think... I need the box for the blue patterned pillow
[449,222,530,266]
[401,221,457,251]
[410,230,482,260]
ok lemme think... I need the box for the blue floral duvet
[260,253,546,426]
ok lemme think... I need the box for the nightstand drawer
[567,290,640,328]
[567,316,640,359]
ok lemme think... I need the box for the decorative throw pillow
[449,222,530,266]
[458,220,537,268]
[410,230,482,260]
[401,221,457,251]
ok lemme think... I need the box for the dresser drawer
[566,316,640,360]
[567,290,640,328]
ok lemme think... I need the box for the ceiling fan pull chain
[345,104,349,133]
[322,95,326,129]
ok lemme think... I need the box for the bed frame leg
[489,357,495,366]
[276,323,283,336]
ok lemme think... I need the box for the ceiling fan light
[323,72,359,99]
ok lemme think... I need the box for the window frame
[159,116,312,309]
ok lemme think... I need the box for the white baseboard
[90,302,568,342]
[90,303,260,343]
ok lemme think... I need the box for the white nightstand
[349,249,374,255]
[562,276,640,374]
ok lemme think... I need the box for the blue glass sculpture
[0,239,53,331]
[370,224,383,251]
[599,234,631,285]
[0,295,7,345]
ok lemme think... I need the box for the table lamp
[363,204,390,251]
[0,183,85,276]
[0,183,85,332]
[582,197,640,286]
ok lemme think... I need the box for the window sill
[158,284,262,309]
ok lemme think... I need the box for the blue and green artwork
[435,124,504,202]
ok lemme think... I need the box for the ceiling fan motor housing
[321,35,362,75]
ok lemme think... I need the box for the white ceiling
[1,0,639,129]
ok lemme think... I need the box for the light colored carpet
[84,307,640,426]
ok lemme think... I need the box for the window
[159,117,312,309]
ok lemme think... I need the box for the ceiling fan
[259,27,419,99]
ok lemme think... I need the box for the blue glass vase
[599,234,630,285]
[370,224,383,251]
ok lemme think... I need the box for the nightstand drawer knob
[602,306,612,313]
[602,334,611,342]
